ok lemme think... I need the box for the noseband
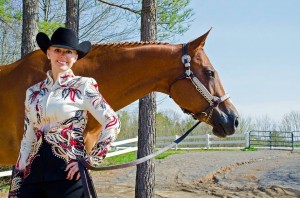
[169,44,230,122]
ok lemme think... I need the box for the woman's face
[47,46,78,74]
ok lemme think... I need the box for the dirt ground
[92,150,300,198]
[1,150,299,198]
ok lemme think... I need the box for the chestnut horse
[0,30,238,165]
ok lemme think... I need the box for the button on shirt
[9,69,120,196]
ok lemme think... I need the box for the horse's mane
[94,41,170,49]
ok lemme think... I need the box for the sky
[124,0,300,122]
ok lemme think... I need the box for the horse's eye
[205,70,214,78]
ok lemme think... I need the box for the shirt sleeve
[9,88,36,196]
[83,78,120,166]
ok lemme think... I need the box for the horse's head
[169,29,239,137]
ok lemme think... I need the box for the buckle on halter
[185,69,193,76]
[212,96,221,107]
[181,54,191,64]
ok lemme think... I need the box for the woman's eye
[54,48,61,53]
[66,50,73,54]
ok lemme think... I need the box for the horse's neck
[0,44,183,111]
[81,44,182,110]
[0,62,18,78]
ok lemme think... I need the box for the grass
[100,150,187,166]
[100,148,242,166]
[0,165,11,193]
[0,185,9,192]
[241,146,258,151]
[101,151,137,166]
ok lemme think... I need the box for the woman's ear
[46,48,51,59]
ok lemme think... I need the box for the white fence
[0,133,249,178]
[156,133,249,149]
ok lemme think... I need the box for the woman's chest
[29,84,85,124]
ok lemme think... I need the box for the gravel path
[1,150,299,197]
[92,150,300,198]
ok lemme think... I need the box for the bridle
[169,44,230,122]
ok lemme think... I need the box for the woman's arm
[9,89,36,197]
[83,78,120,166]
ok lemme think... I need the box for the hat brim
[77,41,92,59]
[36,32,92,59]
[36,32,51,54]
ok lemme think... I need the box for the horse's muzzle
[211,111,239,137]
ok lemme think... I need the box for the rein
[79,121,200,171]
[169,44,230,121]
[78,121,200,198]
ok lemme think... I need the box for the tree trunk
[42,0,50,22]
[21,0,39,57]
[135,0,157,198]
[66,0,79,35]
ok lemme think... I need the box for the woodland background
[0,0,299,141]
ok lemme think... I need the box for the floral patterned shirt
[9,69,120,196]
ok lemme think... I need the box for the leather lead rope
[78,162,97,198]
[78,121,201,197]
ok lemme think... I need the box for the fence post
[269,131,272,150]
[245,132,250,148]
[206,134,210,149]
[291,132,294,151]
[175,135,179,150]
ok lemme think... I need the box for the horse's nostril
[234,118,239,128]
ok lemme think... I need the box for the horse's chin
[212,125,234,137]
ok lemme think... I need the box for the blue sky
[125,0,300,121]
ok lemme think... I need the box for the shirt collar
[46,69,76,86]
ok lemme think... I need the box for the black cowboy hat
[36,27,92,59]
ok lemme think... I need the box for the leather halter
[169,44,230,121]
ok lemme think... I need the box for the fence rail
[155,133,248,149]
[0,133,247,178]
[2,131,299,178]
[249,131,300,151]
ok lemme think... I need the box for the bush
[0,165,12,192]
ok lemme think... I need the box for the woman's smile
[47,46,78,80]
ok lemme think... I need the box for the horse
[0,30,239,165]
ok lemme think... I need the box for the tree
[0,1,22,63]
[253,115,277,131]
[156,0,194,41]
[135,1,157,197]
[279,111,300,131]
[21,0,38,57]
[66,0,79,35]
[98,0,194,41]
[38,0,64,35]
[0,0,193,64]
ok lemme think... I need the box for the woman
[9,27,120,198]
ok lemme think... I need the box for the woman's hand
[65,161,80,180]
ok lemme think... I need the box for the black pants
[19,179,84,198]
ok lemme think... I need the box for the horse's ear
[188,28,212,52]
